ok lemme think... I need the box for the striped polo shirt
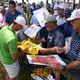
[67,32,80,61]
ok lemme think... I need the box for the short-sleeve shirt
[36,27,48,48]
[0,26,18,64]
[47,28,65,48]
[36,27,65,48]
[56,16,66,26]
[66,32,80,61]
[58,22,73,37]
[5,10,21,25]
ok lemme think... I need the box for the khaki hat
[45,15,56,23]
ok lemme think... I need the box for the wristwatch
[62,66,67,71]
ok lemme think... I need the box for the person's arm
[65,52,80,70]
[50,60,80,77]
[11,52,23,61]
[52,45,80,72]
[39,47,58,54]
[53,31,65,53]
[65,61,80,70]
[52,53,80,71]
[34,29,46,44]
[8,39,26,61]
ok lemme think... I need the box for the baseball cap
[45,15,56,23]
[57,4,64,10]
[67,9,80,21]
[14,15,26,27]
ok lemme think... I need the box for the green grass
[18,66,33,80]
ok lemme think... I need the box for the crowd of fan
[0,0,80,80]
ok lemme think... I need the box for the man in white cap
[50,9,80,79]
[0,15,26,80]
[56,4,67,26]
[56,4,73,37]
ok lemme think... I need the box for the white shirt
[16,5,23,14]
[30,15,39,26]
[56,16,66,26]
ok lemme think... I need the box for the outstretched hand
[55,47,64,54]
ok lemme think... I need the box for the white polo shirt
[56,16,66,26]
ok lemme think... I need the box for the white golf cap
[14,15,26,27]
[56,3,69,10]
[67,9,80,21]
[45,15,56,23]
[57,4,64,10]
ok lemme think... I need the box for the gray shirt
[47,28,65,48]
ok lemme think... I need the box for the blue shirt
[36,27,65,48]
[64,10,72,18]
[5,10,21,25]
[30,15,39,26]
[47,28,65,48]
[30,6,37,15]
[66,32,80,61]
[58,22,73,37]
[36,27,48,48]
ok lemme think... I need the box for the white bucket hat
[67,9,80,21]
[14,15,26,27]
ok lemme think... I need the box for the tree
[0,0,3,2]
[73,0,75,9]
[79,0,80,8]
[46,0,48,8]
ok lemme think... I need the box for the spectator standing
[5,1,21,25]
[0,15,26,80]
[56,4,73,37]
